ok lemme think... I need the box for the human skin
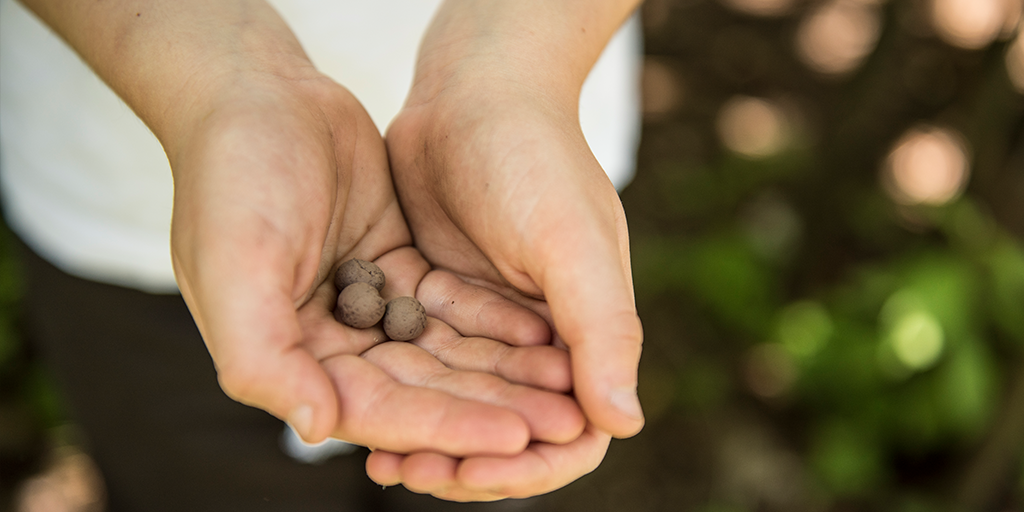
[378,0,645,499]
[303,247,585,452]
[18,0,579,461]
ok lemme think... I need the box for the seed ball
[383,296,427,341]
[335,282,386,328]
[335,259,385,292]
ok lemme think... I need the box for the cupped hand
[359,248,599,501]
[165,70,578,457]
[295,246,584,455]
[380,1,645,495]
[387,58,644,440]
[382,88,639,500]
[366,425,611,501]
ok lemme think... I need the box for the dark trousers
[19,242,544,512]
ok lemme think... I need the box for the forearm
[409,0,641,108]
[18,0,315,147]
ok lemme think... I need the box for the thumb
[216,338,339,445]
[531,209,644,439]
[178,255,339,445]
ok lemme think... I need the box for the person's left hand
[370,0,646,499]
[366,426,611,501]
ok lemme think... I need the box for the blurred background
[2,0,1023,510]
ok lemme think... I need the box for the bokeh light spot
[796,0,882,75]
[742,192,804,262]
[883,125,970,206]
[642,57,683,119]
[931,0,1013,50]
[880,289,946,373]
[890,311,945,370]
[716,96,790,158]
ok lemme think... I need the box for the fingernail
[287,405,314,441]
[609,387,644,421]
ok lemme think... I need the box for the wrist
[21,0,320,150]
[406,0,640,111]
[120,8,321,152]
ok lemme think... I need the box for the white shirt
[0,0,641,293]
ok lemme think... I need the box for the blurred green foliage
[0,217,23,371]
[551,1,1024,511]
[0,210,67,505]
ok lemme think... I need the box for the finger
[403,453,507,502]
[362,341,585,444]
[458,274,568,350]
[373,246,431,300]
[321,353,529,456]
[412,317,572,392]
[456,425,611,498]
[183,245,340,445]
[531,209,645,439]
[366,450,507,502]
[372,425,611,501]
[417,270,550,346]
[427,487,508,503]
[396,452,460,494]
[365,450,404,487]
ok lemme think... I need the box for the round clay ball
[383,296,427,341]
[335,259,385,292]
[336,282,386,329]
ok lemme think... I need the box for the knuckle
[216,362,264,403]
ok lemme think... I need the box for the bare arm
[19,0,313,146]
[17,0,559,457]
